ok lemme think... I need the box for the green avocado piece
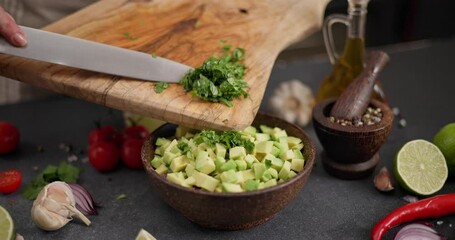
[281,149,296,161]
[195,151,215,174]
[244,154,257,168]
[215,156,226,172]
[261,168,278,182]
[185,163,195,177]
[264,154,283,170]
[271,146,281,157]
[288,170,298,179]
[279,161,291,180]
[155,164,168,175]
[220,169,238,183]
[241,169,255,181]
[253,163,267,179]
[255,141,274,154]
[215,143,227,158]
[220,160,237,172]
[184,176,196,186]
[229,146,246,160]
[162,151,177,165]
[167,172,189,187]
[222,183,243,193]
[263,179,277,188]
[156,137,171,147]
[255,133,271,142]
[244,179,259,191]
[193,171,219,192]
[170,155,188,172]
[271,127,287,140]
[151,156,163,168]
[235,160,247,171]
[291,143,304,151]
[291,158,305,172]
[293,149,304,159]
[242,126,257,136]
[259,125,273,134]
[286,136,302,148]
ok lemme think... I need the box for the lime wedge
[0,205,14,240]
[135,228,157,240]
[395,139,448,196]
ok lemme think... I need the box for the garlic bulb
[31,181,91,231]
[269,80,314,127]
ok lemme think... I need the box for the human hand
[0,6,27,47]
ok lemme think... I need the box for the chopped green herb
[154,82,169,93]
[177,141,190,154]
[123,32,137,41]
[22,161,82,200]
[151,53,157,58]
[195,130,254,153]
[179,44,248,107]
[116,194,127,200]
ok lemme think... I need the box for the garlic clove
[32,181,91,231]
[374,167,394,192]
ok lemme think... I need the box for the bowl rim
[141,112,316,198]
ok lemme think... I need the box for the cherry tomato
[123,125,149,141]
[0,169,22,194]
[88,126,122,146]
[121,138,145,169]
[0,122,20,155]
[88,141,120,172]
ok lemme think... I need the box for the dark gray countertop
[1,38,454,240]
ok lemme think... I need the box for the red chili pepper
[371,193,455,240]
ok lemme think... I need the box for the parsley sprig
[179,45,248,107]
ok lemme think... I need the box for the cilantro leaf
[195,130,254,153]
[177,141,190,154]
[123,32,137,40]
[57,161,81,183]
[154,82,169,93]
[179,44,248,107]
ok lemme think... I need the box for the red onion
[394,223,445,240]
[69,184,99,215]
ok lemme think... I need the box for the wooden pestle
[330,51,390,120]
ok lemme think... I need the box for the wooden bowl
[141,112,315,230]
[312,98,394,179]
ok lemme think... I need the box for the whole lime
[433,123,455,176]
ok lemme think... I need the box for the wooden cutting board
[0,0,329,130]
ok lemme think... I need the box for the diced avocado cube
[155,147,163,156]
[167,172,188,187]
[156,137,171,147]
[164,139,179,153]
[235,160,247,171]
[242,126,257,136]
[258,182,265,190]
[253,163,267,179]
[279,161,291,180]
[292,143,304,151]
[235,171,244,184]
[259,125,273,134]
[278,179,285,184]
[264,154,283,170]
[244,179,259,191]
[185,163,195,177]
[255,141,274,154]
[162,152,177,165]
[282,149,296,161]
[155,164,168,175]
[291,158,305,172]
[207,148,216,159]
[220,169,238,183]
[222,183,243,193]
[241,169,255,181]
[229,146,246,160]
[287,137,302,148]
[261,168,278,182]
[215,143,226,158]
[255,133,271,142]
[170,155,188,172]
[263,179,277,188]
[215,157,226,172]
[271,128,287,140]
[184,176,196,186]
[294,149,304,158]
[244,154,257,168]
[151,156,163,168]
[271,146,281,157]
[194,171,219,192]
[170,144,182,155]
[288,170,298,179]
[215,186,222,193]
[184,132,195,139]
[220,160,237,172]
[195,151,215,174]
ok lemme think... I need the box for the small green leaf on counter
[154,82,169,94]
[150,53,157,58]
[123,32,137,41]
[116,194,127,200]
[22,161,82,200]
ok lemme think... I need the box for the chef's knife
[0,26,192,82]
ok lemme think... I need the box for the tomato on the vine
[0,122,20,155]
[88,125,122,147]
[121,138,145,169]
[88,141,120,172]
[122,125,149,141]
[0,169,22,194]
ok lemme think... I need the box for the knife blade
[0,26,193,82]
